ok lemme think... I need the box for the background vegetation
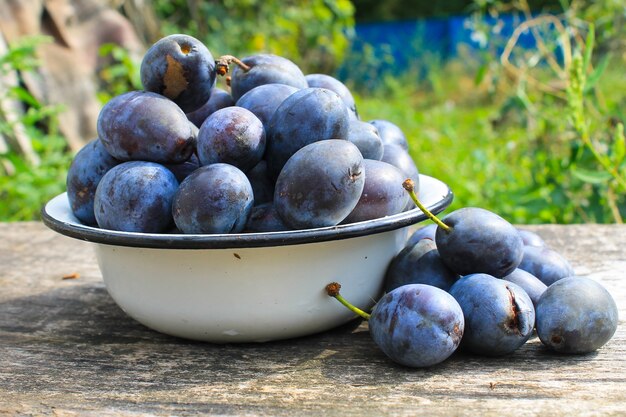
[0,36,73,220]
[0,0,624,223]
[352,0,561,21]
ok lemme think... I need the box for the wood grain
[0,222,624,416]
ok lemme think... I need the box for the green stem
[325,282,371,320]
[402,179,451,233]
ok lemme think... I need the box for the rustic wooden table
[0,222,624,416]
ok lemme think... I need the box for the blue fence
[340,13,550,83]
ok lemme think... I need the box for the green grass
[353,58,626,224]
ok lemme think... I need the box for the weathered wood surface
[0,222,624,416]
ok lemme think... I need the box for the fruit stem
[215,55,250,76]
[325,282,371,320]
[402,179,451,233]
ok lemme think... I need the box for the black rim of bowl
[41,182,453,250]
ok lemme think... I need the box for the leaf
[583,23,595,72]
[9,86,40,108]
[474,63,488,86]
[584,54,610,93]
[98,43,115,57]
[571,166,612,184]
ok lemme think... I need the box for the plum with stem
[403,179,524,278]
[229,54,308,101]
[326,282,464,368]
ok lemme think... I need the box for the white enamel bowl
[42,174,452,343]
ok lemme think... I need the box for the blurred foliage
[353,0,475,21]
[353,0,561,21]
[469,0,626,60]
[468,0,626,222]
[96,43,143,103]
[352,0,626,224]
[149,0,355,74]
[354,55,625,224]
[573,0,626,56]
[0,133,71,221]
[0,36,72,221]
[0,35,48,72]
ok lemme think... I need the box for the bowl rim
[41,174,453,249]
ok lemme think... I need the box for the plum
[449,273,535,356]
[342,159,408,224]
[172,163,254,234]
[229,54,308,101]
[406,224,437,247]
[370,119,408,150]
[536,276,618,354]
[140,34,216,113]
[235,83,299,132]
[381,144,419,210]
[196,107,265,173]
[305,73,358,119]
[368,284,464,367]
[266,87,350,179]
[66,138,120,225]
[517,228,546,247]
[246,160,275,206]
[518,245,574,286]
[503,268,547,308]
[384,239,460,292]
[435,207,524,278]
[346,120,384,160]
[97,91,196,163]
[244,203,291,233]
[162,153,200,183]
[274,140,364,229]
[186,87,234,128]
[94,161,179,233]
[381,144,418,183]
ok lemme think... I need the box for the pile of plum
[328,187,619,367]
[66,34,419,234]
[66,34,618,367]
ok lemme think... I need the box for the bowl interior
[42,174,452,249]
